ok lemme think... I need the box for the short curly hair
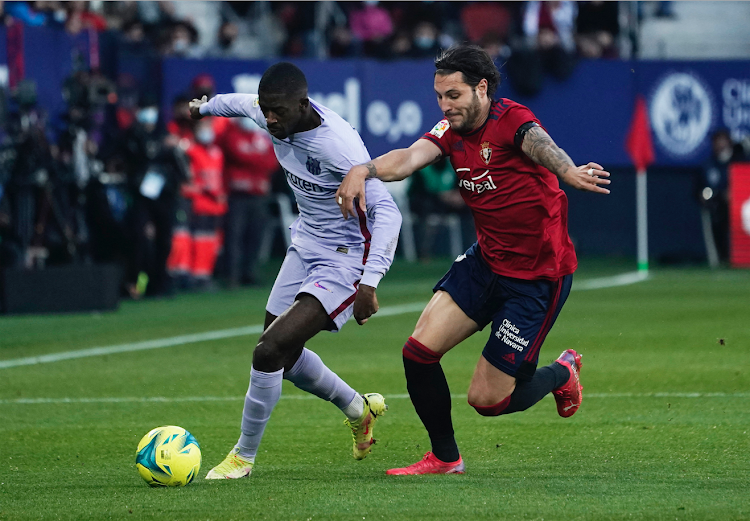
[259,62,308,97]
[434,45,501,98]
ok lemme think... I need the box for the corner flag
[625,96,654,272]
[626,96,655,171]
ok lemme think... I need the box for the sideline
[0,272,649,370]
[2,391,748,405]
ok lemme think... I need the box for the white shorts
[266,245,364,332]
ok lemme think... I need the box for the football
[135,426,202,487]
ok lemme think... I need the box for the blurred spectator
[167,117,226,291]
[695,129,745,265]
[206,21,239,58]
[122,19,147,45]
[389,29,413,59]
[409,21,441,59]
[328,25,359,58]
[409,158,470,259]
[121,98,189,298]
[167,93,195,142]
[508,1,578,96]
[187,74,230,137]
[170,0,223,50]
[576,1,620,59]
[349,1,394,57]
[3,1,47,26]
[480,32,512,63]
[64,1,108,35]
[274,1,317,57]
[460,2,513,45]
[189,73,216,102]
[162,20,202,58]
[216,117,280,288]
[4,80,60,267]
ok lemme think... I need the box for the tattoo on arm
[365,162,378,179]
[521,126,575,177]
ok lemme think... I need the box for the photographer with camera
[4,79,78,269]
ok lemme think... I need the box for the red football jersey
[421,99,577,281]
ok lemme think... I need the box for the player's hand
[560,162,611,194]
[353,284,378,325]
[336,166,368,220]
[189,95,208,120]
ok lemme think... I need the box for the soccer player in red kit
[336,45,611,475]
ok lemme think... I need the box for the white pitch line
[0,271,649,371]
[0,302,427,370]
[574,270,649,291]
[1,392,749,405]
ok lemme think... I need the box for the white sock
[284,348,363,420]
[236,366,283,460]
[341,393,365,421]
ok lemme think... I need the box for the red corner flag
[625,96,655,170]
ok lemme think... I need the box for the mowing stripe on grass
[0,272,649,371]
[2,392,749,405]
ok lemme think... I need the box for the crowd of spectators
[0,1,634,99]
[1,1,625,64]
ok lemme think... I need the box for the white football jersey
[202,93,402,287]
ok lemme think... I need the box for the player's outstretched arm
[190,93,258,120]
[336,139,441,219]
[521,126,611,194]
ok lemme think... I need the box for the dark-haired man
[337,44,610,475]
[190,62,402,479]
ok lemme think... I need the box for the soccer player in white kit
[189,63,402,479]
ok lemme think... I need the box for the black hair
[259,62,308,97]
[434,44,501,98]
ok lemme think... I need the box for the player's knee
[252,334,286,371]
[468,394,512,416]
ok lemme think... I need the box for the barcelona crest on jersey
[480,142,492,164]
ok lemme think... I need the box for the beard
[449,91,483,134]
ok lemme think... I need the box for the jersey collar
[463,99,496,137]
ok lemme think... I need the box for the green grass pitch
[1,260,749,520]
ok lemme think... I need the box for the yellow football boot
[344,393,388,460]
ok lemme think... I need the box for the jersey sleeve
[200,94,267,130]
[496,103,542,148]
[420,119,453,157]
[360,180,402,288]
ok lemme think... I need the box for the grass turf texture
[1,259,749,520]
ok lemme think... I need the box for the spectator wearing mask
[163,21,202,58]
[122,101,189,298]
[216,117,280,288]
[409,21,441,59]
[167,117,226,290]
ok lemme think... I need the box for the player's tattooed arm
[521,126,575,177]
[521,126,611,194]
[364,162,378,179]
